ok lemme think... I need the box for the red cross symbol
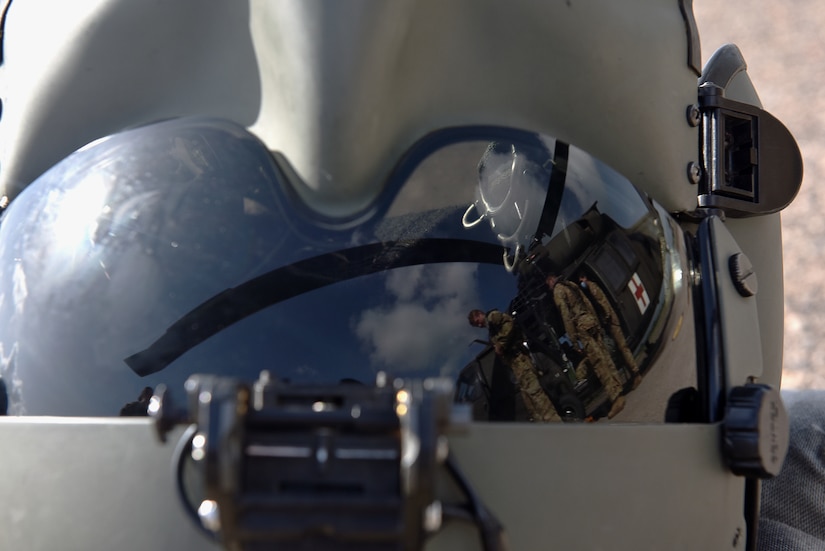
[628,273,649,313]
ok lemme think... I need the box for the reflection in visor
[0,119,695,422]
[462,141,555,271]
[451,137,694,423]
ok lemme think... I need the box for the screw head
[686,104,701,127]
[423,501,443,533]
[198,500,222,532]
[687,162,702,185]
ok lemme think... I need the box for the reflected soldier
[468,309,560,422]
[546,275,626,419]
[579,275,643,391]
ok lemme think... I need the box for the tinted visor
[0,118,695,421]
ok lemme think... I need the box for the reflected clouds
[354,263,480,374]
[13,262,27,316]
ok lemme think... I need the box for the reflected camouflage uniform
[486,310,560,422]
[582,279,639,376]
[552,281,623,402]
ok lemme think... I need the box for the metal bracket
[696,84,802,217]
[150,372,467,551]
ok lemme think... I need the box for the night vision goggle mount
[150,372,506,551]
[693,44,802,217]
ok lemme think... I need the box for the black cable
[444,453,511,551]
[172,424,220,543]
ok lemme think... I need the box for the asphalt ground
[694,2,825,389]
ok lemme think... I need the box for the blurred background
[694,2,825,389]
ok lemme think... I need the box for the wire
[444,453,511,551]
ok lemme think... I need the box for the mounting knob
[729,253,758,297]
[722,384,789,478]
